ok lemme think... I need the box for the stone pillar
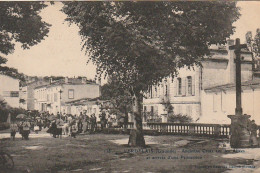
[161,114,168,123]
[213,125,221,137]
[189,124,195,135]
[228,114,251,148]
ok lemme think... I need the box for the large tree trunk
[128,91,145,147]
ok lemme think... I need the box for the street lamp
[59,89,63,120]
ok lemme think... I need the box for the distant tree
[0,2,50,80]
[246,29,260,69]
[101,79,132,120]
[246,29,260,57]
[167,114,193,123]
[0,66,26,81]
[62,1,240,146]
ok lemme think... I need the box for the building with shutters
[0,74,19,107]
[34,77,100,115]
[143,40,254,123]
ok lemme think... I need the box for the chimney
[81,77,87,84]
[49,78,52,84]
[227,39,235,46]
[65,77,69,83]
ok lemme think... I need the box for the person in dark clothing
[100,112,107,131]
[78,119,83,133]
[85,115,90,132]
[47,120,57,138]
[90,114,96,133]
[249,120,258,147]
[124,114,128,130]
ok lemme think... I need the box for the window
[187,76,192,95]
[151,106,154,113]
[11,91,19,97]
[157,85,161,97]
[54,93,58,102]
[47,94,49,101]
[221,92,227,112]
[68,89,74,99]
[2,91,19,97]
[213,93,218,112]
[153,86,157,98]
[144,106,147,112]
[154,106,158,114]
[178,78,182,95]
[165,85,168,96]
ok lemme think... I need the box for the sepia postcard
[0,1,260,173]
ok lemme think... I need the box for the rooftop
[34,77,98,89]
[204,78,260,92]
[65,97,109,106]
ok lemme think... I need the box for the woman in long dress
[47,120,57,138]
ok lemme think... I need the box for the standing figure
[71,122,78,138]
[10,122,18,140]
[56,119,64,139]
[250,120,259,147]
[22,120,31,140]
[124,113,129,130]
[85,115,90,132]
[100,112,107,131]
[78,119,83,133]
[47,120,57,138]
[90,114,96,133]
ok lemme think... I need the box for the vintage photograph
[0,1,260,172]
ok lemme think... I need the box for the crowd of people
[10,119,33,140]
[9,110,129,140]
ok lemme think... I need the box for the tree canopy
[101,78,132,117]
[62,1,240,93]
[0,2,50,80]
[246,29,260,58]
[62,1,240,146]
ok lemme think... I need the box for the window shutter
[182,78,186,96]
[186,77,189,95]
[174,80,177,96]
[192,75,195,96]
[154,106,158,115]
[157,84,161,97]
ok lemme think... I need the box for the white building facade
[34,78,100,115]
[201,79,260,124]
[0,74,19,107]
[143,40,254,123]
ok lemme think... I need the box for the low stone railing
[126,122,230,138]
[96,122,260,138]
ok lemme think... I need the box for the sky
[4,1,260,81]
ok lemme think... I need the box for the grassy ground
[0,132,257,173]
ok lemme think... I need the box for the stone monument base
[227,114,251,148]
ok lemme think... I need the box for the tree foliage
[0,2,50,80]
[101,78,132,117]
[62,1,240,93]
[246,29,260,59]
[62,1,240,146]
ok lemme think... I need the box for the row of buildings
[0,75,101,117]
[20,77,101,116]
[1,39,259,124]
